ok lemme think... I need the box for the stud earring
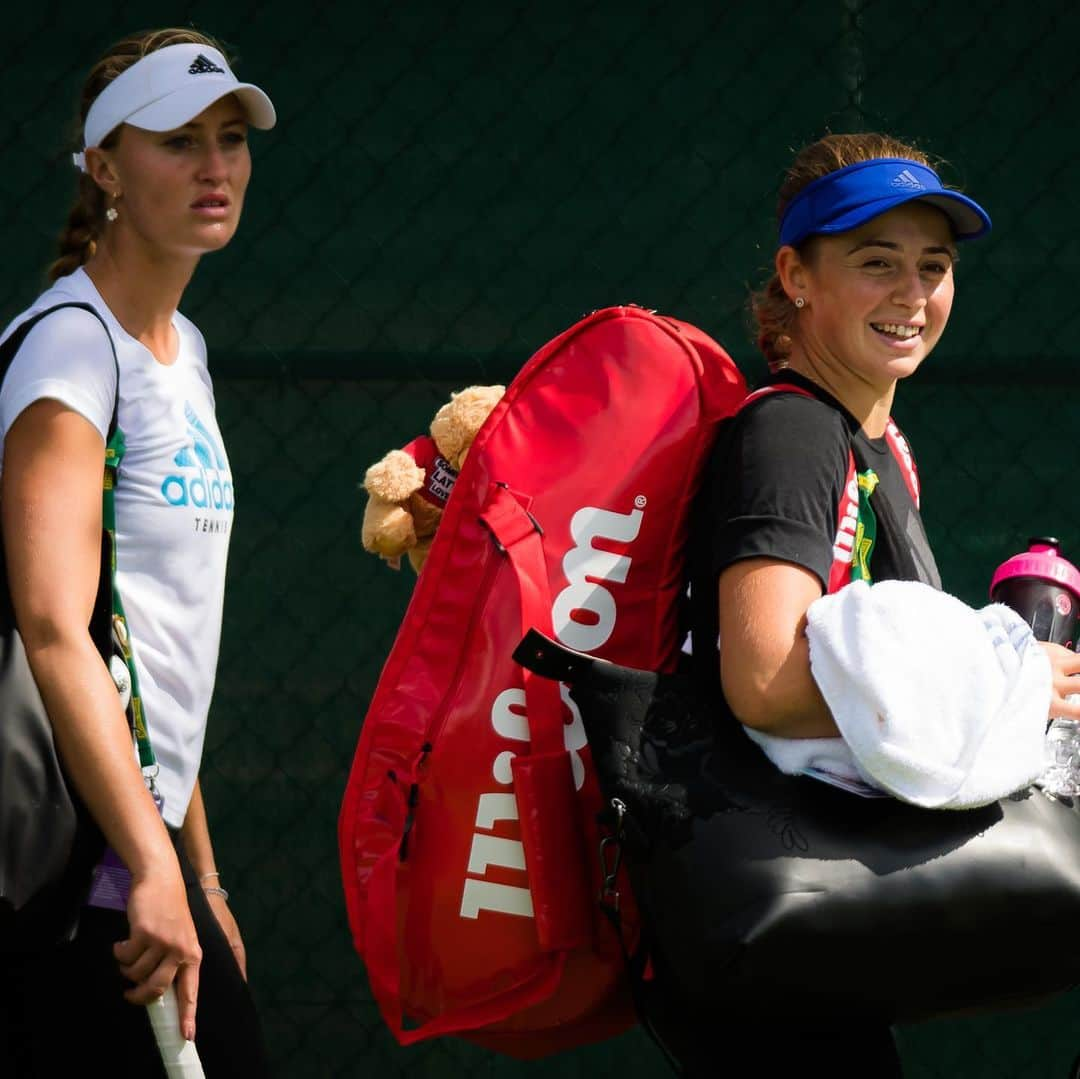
[105,206,119,222]
[793,296,805,309]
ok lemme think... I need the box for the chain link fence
[4,1,1080,1075]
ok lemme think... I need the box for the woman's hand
[1040,642,1080,722]
[205,890,248,980]
[113,863,202,1041]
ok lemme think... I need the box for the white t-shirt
[0,268,234,827]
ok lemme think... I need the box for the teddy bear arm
[362,500,418,557]
[363,450,426,503]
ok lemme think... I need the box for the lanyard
[102,426,158,782]
[850,469,880,584]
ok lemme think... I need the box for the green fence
[5,1,1080,1075]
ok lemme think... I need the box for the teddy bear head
[429,384,505,470]
[361,383,505,574]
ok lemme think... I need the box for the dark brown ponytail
[47,174,107,282]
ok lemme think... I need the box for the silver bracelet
[203,885,229,901]
[199,871,220,883]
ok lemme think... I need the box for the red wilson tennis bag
[338,305,747,1058]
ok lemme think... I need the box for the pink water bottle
[991,537,1080,796]
[989,536,1080,648]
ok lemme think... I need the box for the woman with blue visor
[645,132,1080,1076]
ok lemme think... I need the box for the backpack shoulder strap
[737,380,815,411]
[883,418,920,508]
[0,301,119,440]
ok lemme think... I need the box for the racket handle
[146,986,205,1078]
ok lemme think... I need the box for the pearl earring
[794,296,805,309]
[105,206,118,222]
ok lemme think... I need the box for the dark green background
[4,2,1079,1075]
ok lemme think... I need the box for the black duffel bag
[514,628,1080,1024]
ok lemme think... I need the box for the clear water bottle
[1041,715,1080,797]
[990,537,1080,797]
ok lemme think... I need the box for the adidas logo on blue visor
[891,169,924,191]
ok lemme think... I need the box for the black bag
[0,303,119,952]
[514,628,1080,1024]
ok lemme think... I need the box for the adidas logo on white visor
[72,42,276,172]
[188,54,226,75]
[891,169,924,191]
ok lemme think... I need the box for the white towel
[747,579,1051,809]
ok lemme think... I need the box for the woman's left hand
[205,889,248,980]
[1041,642,1080,722]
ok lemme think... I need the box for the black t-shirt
[688,371,940,679]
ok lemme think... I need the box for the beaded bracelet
[203,885,229,901]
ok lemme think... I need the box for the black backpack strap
[0,300,119,657]
[0,301,119,440]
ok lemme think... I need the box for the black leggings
[1,831,270,1077]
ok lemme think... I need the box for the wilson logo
[460,501,644,922]
[459,686,588,921]
[551,505,645,651]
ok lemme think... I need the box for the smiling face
[779,202,957,393]
[90,94,252,259]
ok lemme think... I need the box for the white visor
[74,43,275,171]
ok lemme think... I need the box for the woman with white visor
[0,27,274,1076]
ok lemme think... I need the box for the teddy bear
[361,384,505,573]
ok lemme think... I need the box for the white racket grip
[146,986,205,1078]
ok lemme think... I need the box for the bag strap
[103,426,156,777]
[882,418,920,507]
[0,301,157,779]
[478,483,564,754]
[0,302,119,441]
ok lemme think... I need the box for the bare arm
[2,400,201,1038]
[717,556,839,738]
[182,778,247,978]
[179,778,217,880]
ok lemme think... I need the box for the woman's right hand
[1041,642,1080,722]
[114,864,202,1041]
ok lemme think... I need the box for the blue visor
[778,158,991,248]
